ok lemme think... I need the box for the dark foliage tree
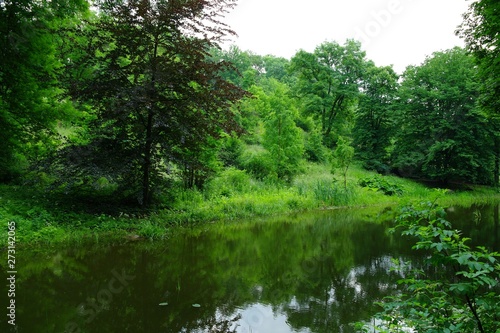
[0,0,89,181]
[55,0,246,205]
[392,48,493,184]
[458,0,500,186]
[353,63,399,173]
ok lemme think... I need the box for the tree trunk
[494,137,499,187]
[142,110,153,206]
[494,204,499,251]
[142,36,159,206]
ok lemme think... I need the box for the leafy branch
[359,202,500,333]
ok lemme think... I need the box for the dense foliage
[1,0,499,207]
[0,0,90,181]
[49,0,246,205]
[353,63,398,173]
[458,0,500,187]
[360,202,500,333]
[392,48,492,184]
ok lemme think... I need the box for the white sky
[222,0,473,73]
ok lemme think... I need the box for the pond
[1,203,499,333]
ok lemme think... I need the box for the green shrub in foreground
[358,202,500,333]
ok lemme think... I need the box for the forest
[1,0,499,231]
[2,1,500,332]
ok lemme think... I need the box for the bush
[359,202,500,333]
[363,159,390,175]
[359,175,403,196]
[204,168,252,198]
[240,149,275,180]
[218,136,245,168]
[304,128,328,163]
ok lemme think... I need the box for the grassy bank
[1,162,499,247]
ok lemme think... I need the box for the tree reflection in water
[3,204,498,333]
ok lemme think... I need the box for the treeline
[1,0,499,207]
[213,42,497,186]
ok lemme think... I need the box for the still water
[1,204,499,333]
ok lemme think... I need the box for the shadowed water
[1,204,498,333]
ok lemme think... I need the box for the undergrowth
[1,162,499,247]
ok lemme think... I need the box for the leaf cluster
[368,202,500,333]
[358,175,403,196]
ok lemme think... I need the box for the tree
[55,0,246,205]
[210,45,261,89]
[0,0,89,181]
[332,136,354,190]
[260,79,304,181]
[392,48,493,184]
[458,0,500,187]
[210,47,294,89]
[353,63,398,173]
[289,40,366,145]
[260,55,295,85]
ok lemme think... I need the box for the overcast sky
[222,0,472,73]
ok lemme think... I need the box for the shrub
[360,202,500,333]
[304,127,328,163]
[218,135,245,168]
[240,149,275,180]
[204,168,252,198]
[359,175,403,196]
[363,159,391,175]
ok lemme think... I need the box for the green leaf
[192,303,201,308]
[435,243,443,252]
[456,253,472,265]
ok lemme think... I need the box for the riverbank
[1,162,499,247]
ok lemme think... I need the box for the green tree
[289,39,366,145]
[0,0,89,181]
[260,79,304,181]
[54,0,246,205]
[304,123,328,163]
[261,54,295,85]
[332,136,354,190]
[210,45,261,89]
[353,63,399,173]
[392,48,492,184]
[210,47,294,88]
[458,0,500,187]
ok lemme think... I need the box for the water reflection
[0,204,498,333]
[446,203,500,250]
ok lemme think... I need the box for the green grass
[1,161,499,247]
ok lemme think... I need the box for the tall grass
[1,160,499,247]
